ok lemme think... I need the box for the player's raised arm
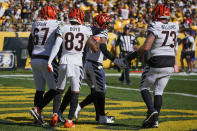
[127,31,155,61]
[86,36,100,53]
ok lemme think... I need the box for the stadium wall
[0,32,196,69]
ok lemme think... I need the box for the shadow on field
[76,121,142,130]
[6,116,32,122]
[1,117,143,130]
[0,119,58,130]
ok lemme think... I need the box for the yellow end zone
[0,86,197,130]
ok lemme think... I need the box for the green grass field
[0,69,197,131]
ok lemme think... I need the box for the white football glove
[113,58,126,69]
[47,62,53,72]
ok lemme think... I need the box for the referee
[115,24,137,85]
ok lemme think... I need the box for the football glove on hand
[47,63,53,72]
[114,58,127,69]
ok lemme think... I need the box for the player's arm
[114,40,120,58]
[99,37,125,68]
[86,36,101,52]
[115,34,121,58]
[27,33,34,57]
[99,37,115,61]
[48,35,63,72]
[127,31,155,61]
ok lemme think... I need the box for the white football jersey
[31,20,60,56]
[57,24,92,66]
[147,21,179,59]
[86,29,108,64]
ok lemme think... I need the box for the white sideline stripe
[0,73,197,81]
[107,85,197,98]
[0,74,197,98]
[80,83,197,98]
[0,74,33,77]
[107,73,197,82]
[0,72,197,77]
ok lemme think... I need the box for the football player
[47,8,102,128]
[74,14,125,124]
[126,4,179,128]
[28,5,60,126]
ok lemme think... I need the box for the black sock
[90,88,99,118]
[95,92,105,116]
[119,72,124,81]
[141,89,154,113]
[68,93,79,120]
[80,94,92,108]
[38,89,57,110]
[53,89,64,113]
[80,88,95,108]
[34,91,44,107]
[59,87,72,113]
[154,95,162,114]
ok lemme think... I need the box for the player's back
[147,21,179,68]
[148,21,179,58]
[57,24,92,66]
[31,20,60,57]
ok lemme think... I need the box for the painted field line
[0,72,197,77]
[80,83,197,98]
[0,74,197,98]
[107,85,197,98]
[105,73,197,82]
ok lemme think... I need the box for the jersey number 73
[161,31,176,48]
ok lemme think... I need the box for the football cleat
[74,104,81,121]
[30,107,47,126]
[58,111,65,123]
[152,113,159,128]
[152,121,159,128]
[142,110,158,128]
[98,115,115,124]
[50,113,58,127]
[64,120,75,128]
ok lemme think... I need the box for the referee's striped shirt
[116,33,136,52]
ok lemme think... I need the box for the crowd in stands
[0,0,196,33]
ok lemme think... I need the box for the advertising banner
[0,51,15,70]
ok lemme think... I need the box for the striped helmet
[41,5,57,20]
[69,8,84,24]
[153,4,170,20]
[93,14,111,29]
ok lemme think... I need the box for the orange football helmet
[41,5,57,20]
[152,4,170,20]
[93,14,111,29]
[69,8,84,24]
